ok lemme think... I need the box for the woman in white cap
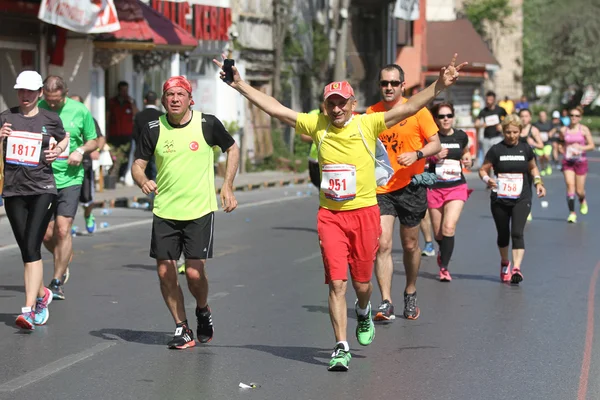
[0,71,69,330]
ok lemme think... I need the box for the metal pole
[333,0,351,81]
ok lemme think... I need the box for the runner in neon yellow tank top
[214,53,467,371]
[132,76,240,350]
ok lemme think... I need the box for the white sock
[336,341,349,352]
[356,302,371,317]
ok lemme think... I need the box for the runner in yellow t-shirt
[213,53,466,372]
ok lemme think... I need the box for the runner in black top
[518,109,543,149]
[479,114,546,285]
[518,109,543,222]
[0,71,68,330]
[426,103,472,282]
[533,110,554,175]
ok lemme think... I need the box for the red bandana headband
[163,76,194,105]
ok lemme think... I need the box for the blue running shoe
[85,214,96,234]
[34,287,53,325]
[48,279,65,300]
[16,307,35,330]
[421,242,435,257]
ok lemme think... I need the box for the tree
[461,0,513,40]
[272,0,291,102]
[523,0,600,101]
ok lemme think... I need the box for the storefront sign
[394,0,419,21]
[38,0,120,34]
[151,0,231,41]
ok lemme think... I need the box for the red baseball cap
[323,81,354,100]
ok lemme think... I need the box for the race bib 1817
[5,131,43,167]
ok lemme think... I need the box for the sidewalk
[0,170,310,217]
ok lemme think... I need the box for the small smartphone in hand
[223,59,235,83]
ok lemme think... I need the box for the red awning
[94,0,197,51]
[426,19,499,71]
[140,1,198,50]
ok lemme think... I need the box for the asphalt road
[0,159,599,400]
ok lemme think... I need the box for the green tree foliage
[524,0,600,96]
[462,0,512,39]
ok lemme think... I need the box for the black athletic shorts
[79,166,95,205]
[51,185,82,220]
[150,212,215,260]
[308,160,320,189]
[377,184,428,228]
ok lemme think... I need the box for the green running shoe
[177,263,186,274]
[580,202,589,215]
[328,343,351,371]
[355,300,375,346]
[85,214,96,234]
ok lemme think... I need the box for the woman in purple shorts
[559,106,594,223]
[426,103,472,282]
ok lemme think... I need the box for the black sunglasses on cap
[437,113,454,119]
[380,80,402,87]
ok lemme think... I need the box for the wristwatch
[75,147,85,156]
[416,150,424,160]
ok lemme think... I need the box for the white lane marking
[0,194,308,254]
[0,342,116,392]
[293,251,322,264]
[185,291,229,308]
[0,243,18,252]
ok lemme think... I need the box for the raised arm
[384,53,467,129]
[213,57,298,127]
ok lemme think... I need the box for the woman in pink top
[558,106,594,223]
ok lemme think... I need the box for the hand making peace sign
[439,53,468,88]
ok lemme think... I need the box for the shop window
[397,19,414,46]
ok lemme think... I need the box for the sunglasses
[380,80,402,87]
[437,113,454,119]
[570,114,581,117]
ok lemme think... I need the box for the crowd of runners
[0,52,595,371]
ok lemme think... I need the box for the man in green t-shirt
[39,76,97,300]
[132,76,239,350]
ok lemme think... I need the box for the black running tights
[490,200,531,249]
[4,194,57,263]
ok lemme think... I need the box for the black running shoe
[403,291,420,320]
[196,306,214,343]
[167,325,196,350]
[48,279,65,300]
[373,300,395,322]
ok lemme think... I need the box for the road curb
[93,176,311,210]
